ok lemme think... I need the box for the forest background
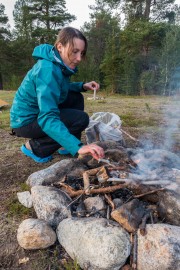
[1,0,180,96]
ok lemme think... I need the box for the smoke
[129,91,180,194]
[160,97,180,152]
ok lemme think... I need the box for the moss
[6,196,34,218]
[20,182,31,192]
[64,259,81,270]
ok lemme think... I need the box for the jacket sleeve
[69,82,86,92]
[34,65,83,156]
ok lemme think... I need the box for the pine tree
[0,4,11,40]
[0,4,11,89]
[13,0,34,40]
[20,0,76,43]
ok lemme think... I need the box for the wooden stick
[107,205,110,219]
[83,166,104,194]
[86,207,106,217]
[150,211,154,224]
[93,88,97,100]
[132,233,138,270]
[104,194,115,211]
[108,166,127,171]
[134,188,165,198]
[60,182,128,198]
[139,212,150,236]
[120,128,139,142]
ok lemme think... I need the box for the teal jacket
[10,44,85,156]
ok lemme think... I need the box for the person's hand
[83,81,100,91]
[78,144,104,160]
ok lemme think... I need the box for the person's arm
[78,144,104,160]
[69,81,100,92]
[35,65,83,156]
[35,64,104,159]
[69,82,85,92]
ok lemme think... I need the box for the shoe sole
[21,145,52,163]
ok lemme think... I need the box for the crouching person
[10,27,104,163]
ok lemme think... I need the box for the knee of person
[78,92,84,105]
[82,112,89,128]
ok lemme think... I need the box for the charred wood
[59,182,128,198]
[111,199,146,233]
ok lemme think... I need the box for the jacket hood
[32,44,77,76]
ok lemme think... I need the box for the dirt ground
[0,129,66,270]
[0,129,140,270]
[0,94,179,270]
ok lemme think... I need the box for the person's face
[57,38,85,70]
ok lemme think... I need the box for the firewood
[104,194,115,211]
[108,166,127,171]
[97,166,110,183]
[60,180,166,203]
[139,212,151,236]
[134,187,165,199]
[111,199,146,233]
[126,183,166,203]
[132,233,138,270]
[83,166,104,194]
[121,128,139,143]
[86,207,106,217]
[59,182,128,198]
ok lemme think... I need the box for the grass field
[0,90,171,130]
[0,90,179,270]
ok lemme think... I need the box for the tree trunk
[144,0,152,20]
[0,73,3,90]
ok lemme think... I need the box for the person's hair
[54,27,88,60]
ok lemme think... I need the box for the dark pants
[13,91,89,157]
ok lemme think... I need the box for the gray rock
[137,224,180,270]
[57,217,131,270]
[113,198,123,209]
[26,159,88,187]
[84,196,107,217]
[17,191,33,208]
[17,218,56,250]
[157,190,180,226]
[31,186,72,227]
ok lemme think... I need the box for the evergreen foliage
[0,4,11,89]
[1,0,180,95]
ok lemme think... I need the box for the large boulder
[31,185,72,227]
[17,218,56,250]
[137,224,180,270]
[57,217,131,270]
[158,190,180,226]
[27,159,88,186]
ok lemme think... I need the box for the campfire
[16,140,180,270]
